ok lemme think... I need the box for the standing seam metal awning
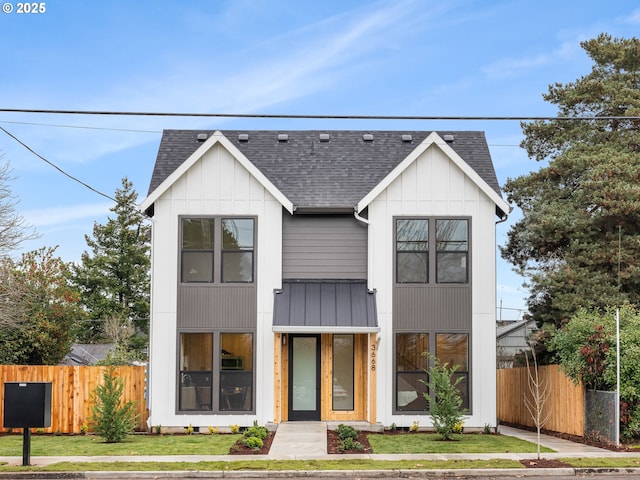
[273,281,379,333]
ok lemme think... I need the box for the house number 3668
[370,344,376,371]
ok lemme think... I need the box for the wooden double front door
[274,333,376,423]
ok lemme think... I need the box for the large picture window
[436,333,469,410]
[394,332,470,412]
[178,331,254,413]
[395,333,429,411]
[181,217,255,284]
[179,333,213,411]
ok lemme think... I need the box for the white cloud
[22,202,111,228]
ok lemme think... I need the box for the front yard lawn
[366,432,554,454]
[0,433,241,456]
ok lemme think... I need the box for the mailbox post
[3,382,52,466]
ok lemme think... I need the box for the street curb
[2,468,640,479]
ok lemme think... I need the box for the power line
[0,119,161,134]
[0,126,117,202]
[1,108,639,121]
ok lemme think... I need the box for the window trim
[394,216,471,285]
[176,330,255,414]
[179,216,256,285]
[393,331,471,414]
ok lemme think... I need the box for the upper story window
[396,219,429,283]
[182,218,215,283]
[222,219,254,283]
[395,218,469,284]
[181,217,255,284]
[436,219,468,284]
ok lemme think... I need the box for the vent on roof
[319,133,330,142]
[278,134,289,142]
[197,133,208,142]
[238,134,249,142]
[443,134,455,143]
[363,134,374,142]
[401,134,412,143]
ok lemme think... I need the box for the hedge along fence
[0,365,148,433]
[497,364,584,437]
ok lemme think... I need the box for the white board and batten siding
[366,143,499,429]
[148,143,282,428]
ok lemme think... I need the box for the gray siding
[282,214,367,280]
[178,285,257,329]
[393,286,471,331]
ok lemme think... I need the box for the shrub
[242,436,263,450]
[390,422,397,431]
[243,425,268,440]
[336,424,358,441]
[89,367,138,443]
[208,426,219,435]
[229,424,240,434]
[420,353,466,440]
[184,424,194,435]
[409,420,419,432]
[337,436,363,452]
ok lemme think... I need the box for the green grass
[559,457,640,468]
[0,433,241,456]
[0,458,524,472]
[366,432,555,454]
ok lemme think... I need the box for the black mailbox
[3,382,52,428]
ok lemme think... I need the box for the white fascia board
[356,132,511,217]
[140,131,294,214]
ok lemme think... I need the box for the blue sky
[1,0,638,320]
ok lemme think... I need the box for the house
[496,318,538,368]
[59,343,115,366]
[140,130,509,429]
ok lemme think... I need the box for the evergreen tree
[73,178,150,349]
[502,34,640,329]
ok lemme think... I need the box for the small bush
[338,436,363,452]
[336,424,358,441]
[208,426,219,435]
[410,420,419,432]
[390,422,397,431]
[184,424,194,435]
[452,421,464,434]
[483,423,492,434]
[242,436,263,450]
[89,366,138,443]
[243,425,268,440]
[229,424,240,434]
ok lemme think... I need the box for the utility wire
[1,108,639,121]
[0,126,117,202]
[0,119,161,134]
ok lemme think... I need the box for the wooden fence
[497,364,584,437]
[0,365,148,433]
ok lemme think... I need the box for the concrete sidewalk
[1,423,639,469]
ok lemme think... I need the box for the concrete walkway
[268,421,327,459]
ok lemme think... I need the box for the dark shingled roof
[147,130,503,210]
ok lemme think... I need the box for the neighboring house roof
[496,319,537,340]
[142,130,509,217]
[59,344,115,366]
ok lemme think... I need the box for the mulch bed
[228,431,275,455]
[327,429,373,454]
